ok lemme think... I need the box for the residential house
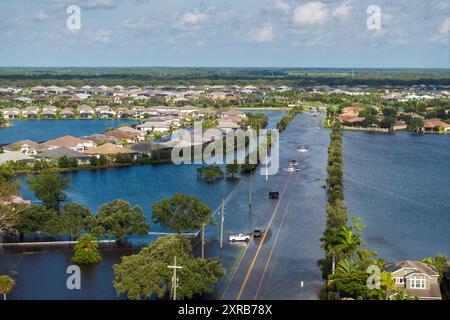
[3,140,43,156]
[117,126,146,139]
[60,108,75,119]
[78,105,95,119]
[217,120,241,133]
[0,151,35,165]
[84,143,138,160]
[40,135,95,152]
[95,105,116,118]
[21,106,40,119]
[41,106,57,119]
[423,119,450,133]
[386,260,442,300]
[137,121,171,133]
[1,108,21,119]
[104,129,143,143]
[38,146,91,165]
[79,134,120,145]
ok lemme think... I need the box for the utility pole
[201,223,205,259]
[220,198,225,249]
[168,256,183,300]
[249,170,253,212]
[265,146,269,181]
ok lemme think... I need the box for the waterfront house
[38,147,91,165]
[95,106,116,118]
[40,135,95,152]
[21,106,40,119]
[338,114,365,126]
[392,120,407,131]
[105,129,143,143]
[78,105,95,119]
[84,143,138,160]
[4,140,43,156]
[79,134,120,145]
[2,108,20,119]
[41,106,57,119]
[117,126,146,139]
[386,260,442,300]
[137,121,172,133]
[0,151,35,165]
[217,120,241,133]
[423,119,450,133]
[221,109,247,119]
[60,108,75,119]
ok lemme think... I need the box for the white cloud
[274,0,290,14]
[248,23,274,42]
[48,0,116,10]
[293,1,329,25]
[95,30,112,44]
[332,1,352,18]
[430,17,450,44]
[439,17,450,34]
[180,11,209,25]
[34,10,49,21]
[435,1,450,11]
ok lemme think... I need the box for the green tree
[72,234,102,264]
[320,228,341,275]
[335,226,364,261]
[16,205,58,235]
[152,193,215,234]
[26,172,71,211]
[49,202,93,239]
[0,275,15,300]
[95,199,149,242]
[113,235,224,300]
[58,156,70,168]
[226,162,241,179]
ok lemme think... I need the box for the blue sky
[0,0,449,68]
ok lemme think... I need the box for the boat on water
[297,146,308,153]
[285,164,300,172]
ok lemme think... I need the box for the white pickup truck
[229,233,251,242]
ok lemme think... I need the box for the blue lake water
[343,132,450,261]
[0,119,137,144]
[1,111,449,300]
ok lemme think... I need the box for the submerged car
[253,229,263,238]
[229,233,251,242]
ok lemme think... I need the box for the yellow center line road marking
[220,187,273,299]
[236,173,293,300]
[220,243,249,300]
[254,192,293,299]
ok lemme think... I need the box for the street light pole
[220,198,225,249]
[168,256,183,300]
[201,223,205,259]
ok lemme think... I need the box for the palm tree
[0,275,16,300]
[335,258,357,275]
[335,226,363,261]
[320,228,341,275]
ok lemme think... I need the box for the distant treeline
[0,68,449,87]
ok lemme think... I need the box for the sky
[0,0,449,68]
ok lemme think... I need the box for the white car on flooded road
[229,233,251,242]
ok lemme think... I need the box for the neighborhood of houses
[0,106,249,167]
[338,105,450,133]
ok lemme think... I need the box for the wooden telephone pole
[168,256,183,300]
